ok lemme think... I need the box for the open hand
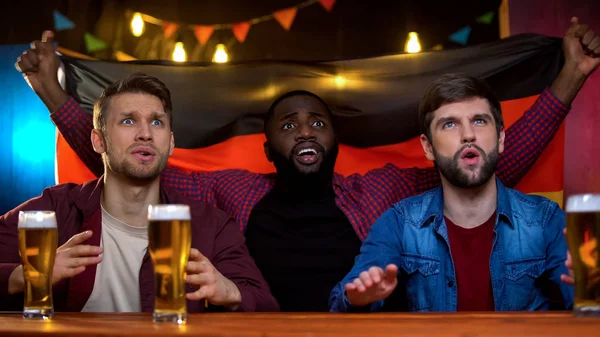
[53,230,102,284]
[345,264,398,307]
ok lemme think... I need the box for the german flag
[57,33,565,205]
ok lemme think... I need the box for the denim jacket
[329,177,573,312]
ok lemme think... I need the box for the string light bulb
[404,32,422,53]
[172,42,187,62]
[131,12,144,37]
[212,44,228,63]
[334,75,346,88]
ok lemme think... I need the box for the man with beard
[329,73,573,312]
[0,73,278,313]
[15,18,599,311]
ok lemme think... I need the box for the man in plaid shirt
[16,18,598,311]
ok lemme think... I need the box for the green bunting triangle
[84,33,108,53]
[476,11,495,25]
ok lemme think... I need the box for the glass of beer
[147,204,192,324]
[18,211,58,320]
[566,194,600,316]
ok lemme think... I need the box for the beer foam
[566,194,600,213]
[148,204,191,220]
[17,211,57,228]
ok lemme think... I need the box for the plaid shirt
[52,89,568,240]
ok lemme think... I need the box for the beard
[434,143,499,189]
[268,141,339,192]
[103,139,169,182]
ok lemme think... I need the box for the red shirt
[445,212,496,311]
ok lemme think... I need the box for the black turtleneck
[245,182,362,312]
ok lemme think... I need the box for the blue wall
[0,45,56,214]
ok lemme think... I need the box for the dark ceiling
[0,0,503,62]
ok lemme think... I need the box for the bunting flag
[83,33,108,53]
[477,11,495,24]
[450,26,472,45]
[318,0,336,12]
[232,22,251,43]
[120,2,494,57]
[193,25,215,45]
[53,10,75,31]
[57,34,566,206]
[124,0,335,46]
[162,22,180,39]
[273,7,298,31]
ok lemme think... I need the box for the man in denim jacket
[329,72,574,312]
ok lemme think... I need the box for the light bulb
[212,44,228,63]
[172,42,187,62]
[131,12,144,37]
[335,75,345,88]
[404,32,422,53]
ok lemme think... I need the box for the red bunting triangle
[318,0,336,12]
[162,22,179,39]
[232,22,251,43]
[193,25,214,45]
[273,7,297,31]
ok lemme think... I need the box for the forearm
[549,62,587,106]
[233,280,279,312]
[215,256,279,312]
[50,96,104,177]
[37,82,69,114]
[496,88,569,188]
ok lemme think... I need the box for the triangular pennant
[84,33,108,53]
[53,10,75,31]
[193,25,214,45]
[318,0,336,12]
[273,7,297,31]
[476,11,495,25]
[449,26,471,45]
[162,22,180,39]
[232,22,251,43]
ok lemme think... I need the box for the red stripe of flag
[56,94,563,195]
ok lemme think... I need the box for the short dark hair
[263,90,333,132]
[418,73,503,140]
[93,73,173,134]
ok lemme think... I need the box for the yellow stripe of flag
[528,190,563,209]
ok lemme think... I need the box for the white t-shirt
[81,206,148,312]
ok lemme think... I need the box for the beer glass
[566,194,600,316]
[18,211,58,319]
[147,204,192,324]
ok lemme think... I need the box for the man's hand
[14,30,68,112]
[560,228,600,292]
[185,248,242,310]
[564,17,600,77]
[551,17,600,105]
[561,250,575,285]
[345,264,398,307]
[561,228,575,285]
[53,230,102,284]
[7,230,102,294]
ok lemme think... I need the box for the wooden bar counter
[0,312,598,337]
